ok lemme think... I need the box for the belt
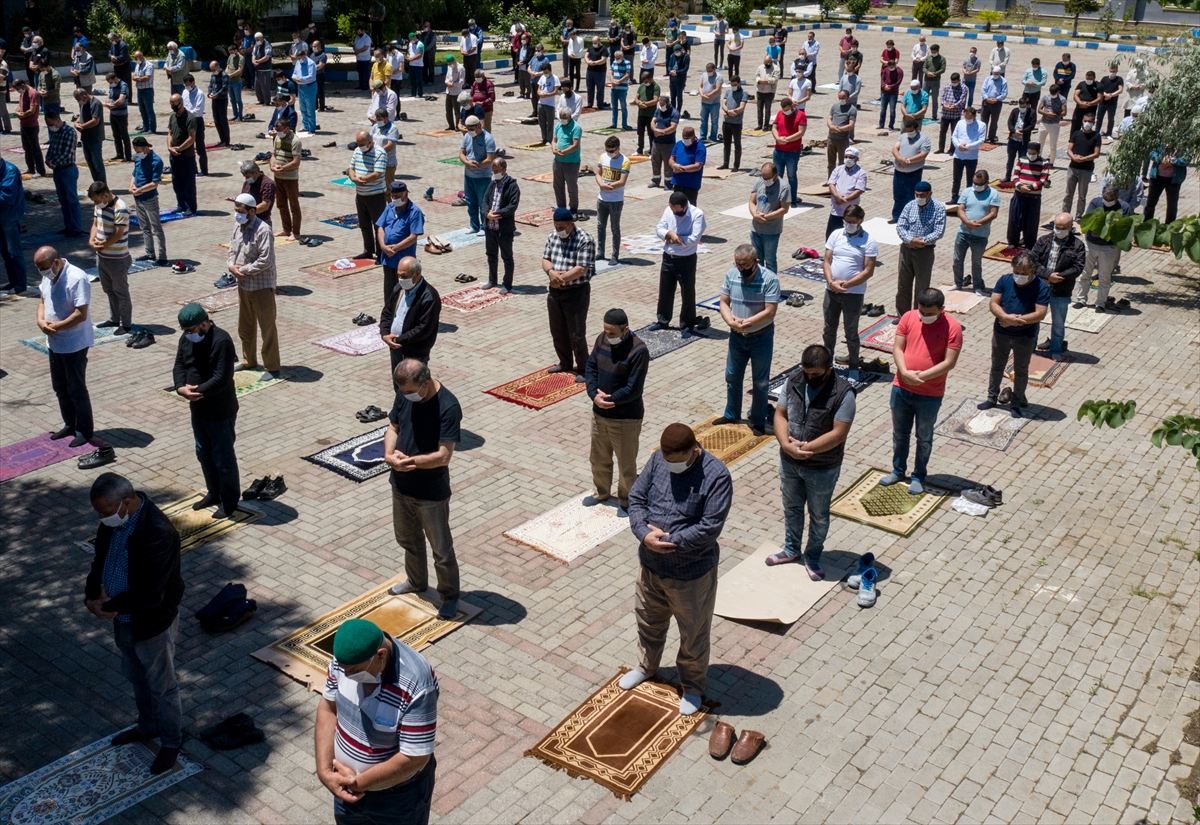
[736,323,774,338]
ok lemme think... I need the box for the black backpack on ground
[195,582,257,632]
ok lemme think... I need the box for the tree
[1003,0,1034,35]
[610,0,677,39]
[950,0,969,19]
[1063,0,1101,36]
[913,0,949,26]
[707,0,753,29]
[847,0,871,21]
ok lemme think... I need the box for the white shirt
[38,259,95,354]
[407,41,424,67]
[368,88,399,121]
[460,33,478,56]
[640,42,658,68]
[803,38,820,59]
[568,37,586,59]
[911,42,928,62]
[182,85,205,117]
[556,92,582,119]
[388,50,404,75]
[390,287,415,334]
[788,76,811,109]
[824,228,878,295]
[353,34,372,59]
[597,152,630,203]
[990,46,1010,70]
[655,204,706,256]
[537,73,560,106]
[444,62,465,96]
[510,23,525,37]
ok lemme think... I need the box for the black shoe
[50,426,73,440]
[192,493,219,510]
[977,399,997,411]
[78,446,116,469]
[1094,305,1106,313]
[242,477,270,500]
[68,434,89,448]
[149,747,179,775]
[112,326,131,337]
[751,425,767,437]
[717,164,729,170]
[1037,338,1051,351]
[259,476,287,501]
[125,330,142,347]
[693,316,710,330]
[96,319,119,328]
[136,254,155,262]
[712,416,737,426]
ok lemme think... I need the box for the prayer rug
[858,316,902,353]
[587,127,624,136]
[632,324,709,361]
[594,259,627,275]
[329,176,356,186]
[485,367,587,410]
[934,398,1034,451]
[714,542,851,624]
[979,141,998,151]
[128,209,195,228]
[523,171,557,184]
[160,370,288,400]
[313,326,388,356]
[719,202,811,221]
[319,213,359,229]
[1063,304,1113,333]
[418,129,460,137]
[20,323,131,355]
[0,735,201,824]
[437,157,466,166]
[504,493,629,564]
[430,227,484,250]
[299,258,381,279]
[510,143,549,152]
[303,427,389,482]
[515,207,558,227]
[218,236,297,250]
[525,670,712,800]
[80,258,158,278]
[621,234,711,255]
[441,285,512,313]
[433,193,465,205]
[781,259,825,282]
[252,576,481,691]
[994,179,1017,193]
[581,107,599,114]
[690,417,774,467]
[501,118,530,125]
[859,217,902,246]
[176,288,240,313]
[697,294,722,311]
[1005,352,1074,388]
[77,493,262,555]
[742,128,770,137]
[765,364,885,402]
[983,242,1021,262]
[0,432,95,482]
[938,285,987,314]
[926,152,953,163]
[830,469,949,537]
[627,155,650,164]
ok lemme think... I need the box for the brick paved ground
[2,24,1198,825]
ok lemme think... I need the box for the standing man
[384,358,462,619]
[1070,70,1100,138]
[164,42,187,96]
[648,95,678,188]
[901,78,928,127]
[313,41,329,114]
[442,55,465,131]
[1074,184,1133,312]
[980,66,1007,144]
[754,55,779,131]
[949,105,985,204]
[315,618,440,825]
[1054,52,1076,94]
[1036,83,1066,169]
[825,146,866,238]
[270,117,302,241]
[895,181,946,317]
[353,25,372,91]
[350,130,388,259]
[85,472,183,776]
[981,250,1049,415]
[75,88,107,185]
[1097,63,1123,138]
[181,75,208,177]
[406,32,425,98]
[803,31,820,85]
[173,304,240,517]
[668,125,705,205]
[459,116,496,235]
[14,78,45,178]
[421,21,437,87]
[697,62,722,143]
[483,159,520,292]
[952,170,1000,295]
[838,27,855,81]
[879,288,962,494]
[667,43,689,113]
[585,35,609,109]
[989,41,1011,77]
[635,71,661,156]
[1006,141,1050,251]
[936,73,967,155]
[584,308,650,516]
[87,181,133,336]
[42,111,83,235]
[292,46,317,134]
[1001,98,1035,183]
[879,57,903,131]
[825,90,856,176]
[651,192,706,336]
[376,181,425,302]
[639,37,659,81]
[1031,212,1085,356]
[717,244,782,435]
[225,44,244,124]
[923,44,946,119]
[910,35,929,86]
[131,52,155,133]
[621,422,734,716]
[712,13,728,69]
[379,259,440,374]
[768,344,855,580]
[962,46,982,107]
[719,73,747,171]
[167,94,198,215]
[542,209,596,379]
[822,205,876,367]
[1020,58,1047,107]
[227,194,281,380]
[36,54,62,115]
[772,96,805,205]
[107,32,131,88]
[553,107,584,219]
[535,63,559,143]
[890,119,930,222]
[595,136,630,266]
[71,42,95,92]
[206,61,230,148]
[0,160,27,295]
[1062,112,1101,218]
[252,33,273,104]
[749,162,790,275]
[128,137,166,266]
[459,27,479,81]
[240,159,276,226]
[608,49,632,130]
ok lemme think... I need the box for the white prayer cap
[235,193,257,208]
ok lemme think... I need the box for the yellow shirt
[371,61,393,85]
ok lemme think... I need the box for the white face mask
[844,157,856,168]
[49,125,60,133]
[1083,122,1094,131]
[185,331,205,343]
[1109,72,1117,78]
[397,278,416,291]
[664,457,691,474]
[392,197,407,208]
[919,311,940,324]
[235,212,250,225]
[343,667,380,685]
[1028,153,1040,161]
[606,335,624,345]
[915,196,930,207]
[607,150,619,158]
[492,172,505,181]
[556,229,571,239]
[843,223,861,235]
[973,183,988,193]
[683,138,695,147]
[403,388,423,401]
[1102,196,1117,205]
[659,103,670,111]
[38,266,57,281]
[99,502,128,528]
[1053,227,1070,239]
[560,116,570,124]
[1013,273,1033,285]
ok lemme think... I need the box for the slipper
[1116,298,1130,308]
[322,141,338,148]
[455,273,476,283]
[300,237,323,247]
[866,304,884,317]
[300,149,312,158]
[786,294,805,307]
[356,406,387,422]
[352,313,376,326]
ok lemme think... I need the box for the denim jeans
[137,88,157,132]
[114,616,183,749]
[964,79,976,108]
[890,385,943,482]
[462,175,490,232]
[52,165,83,233]
[750,231,780,275]
[1046,295,1071,353]
[297,82,317,132]
[892,168,922,221]
[610,87,629,128]
[779,458,842,563]
[193,413,240,513]
[392,489,459,602]
[772,148,800,205]
[724,328,774,429]
[952,231,988,290]
[334,757,436,825]
[699,100,719,141]
[878,92,898,129]
[228,82,242,121]
[1,218,28,291]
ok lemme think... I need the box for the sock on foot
[878,472,902,486]
[679,693,702,715]
[908,479,925,495]
[618,668,653,690]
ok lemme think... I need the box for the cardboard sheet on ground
[860,217,902,246]
[714,542,850,624]
[796,184,833,198]
[719,202,812,221]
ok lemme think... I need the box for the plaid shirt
[101,496,144,624]
[227,216,277,291]
[896,198,947,245]
[45,122,78,167]
[542,227,595,286]
[939,82,968,120]
[208,70,228,99]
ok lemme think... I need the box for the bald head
[355,129,370,148]
[396,257,422,281]
[1053,212,1073,231]
[169,93,183,108]
[33,246,61,269]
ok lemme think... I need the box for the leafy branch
[1077,209,1200,264]
[1078,399,1137,429]
[1151,415,1200,472]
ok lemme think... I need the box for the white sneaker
[618,668,653,690]
[475,230,486,237]
[857,567,878,608]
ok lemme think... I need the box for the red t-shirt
[893,309,962,397]
[773,109,806,152]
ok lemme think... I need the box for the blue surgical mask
[185,332,205,343]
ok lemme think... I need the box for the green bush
[708,0,753,29]
[609,0,677,38]
[846,0,871,19]
[913,0,949,25]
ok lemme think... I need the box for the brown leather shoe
[149,746,180,775]
[709,721,735,759]
[730,730,765,765]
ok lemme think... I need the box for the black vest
[783,372,852,470]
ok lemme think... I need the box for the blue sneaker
[846,552,876,589]
[857,567,877,608]
[214,272,238,289]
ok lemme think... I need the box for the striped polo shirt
[721,264,783,333]
[94,196,131,258]
[323,634,438,784]
[272,132,301,181]
[351,146,387,196]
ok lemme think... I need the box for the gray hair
[394,358,432,386]
[397,258,422,277]
[90,472,135,506]
[457,91,472,103]
[1011,250,1037,272]
[734,243,756,259]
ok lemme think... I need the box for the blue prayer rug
[302,427,389,482]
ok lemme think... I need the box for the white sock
[618,668,652,690]
[679,693,702,716]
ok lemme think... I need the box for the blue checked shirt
[542,227,596,286]
[101,496,144,623]
[45,122,78,167]
[896,198,947,246]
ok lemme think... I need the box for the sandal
[352,313,376,326]
[454,273,477,283]
[1116,298,1130,308]
[356,405,387,422]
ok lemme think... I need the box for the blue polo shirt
[108,80,129,116]
[131,151,164,203]
[992,272,1051,338]
[670,140,706,188]
[375,201,426,267]
[652,106,679,144]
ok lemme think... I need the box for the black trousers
[1097,99,1119,137]
[316,72,326,110]
[673,185,699,206]
[586,70,605,108]
[171,150,198,212]
[951,157,977,202]
[383,265,398,304]
[356,192,386,257]
[423,58,435,84]
[537,105,555,144]
[194,120,208,175]
[115,62,132,90]
[568,57,582,88]
[1004,136,1030,180]
[722,121,742,168]
[636,117,652,154]
[937,117,958,155]
[1144,176,1180,224]
[211,95,230,145]
[485,229,515,288]
[756,93,774,130]
[547,283,590,373]
[192,412,240,514]
[981,100,1004,143]
[21,126,46,175]
[669,75,686,111]
[49,347,93,439]
[1007,192,1041,249]
[656,253,697,328]
[110,115,132,160]
[444,95,457,130]
[727,55,740,78]
[714,40,725,66]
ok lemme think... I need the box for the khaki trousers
[590,413,641,507]
[274,177,302,238]
[237,286,281,371]
[635,565,718,694]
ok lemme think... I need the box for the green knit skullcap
[177,303,209,328]
[333,619,384,665]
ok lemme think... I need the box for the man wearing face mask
[949,105,985,204]
[173,304,240,517]
[85,472,184,777]
[719,74,747,171]
[75,88,107,186]
[206,61,230,148]
[556,79,583,121]
[316,618,439,825]
[239,159,276,226]
[595,137,630,266]
[584,308,649,516]
[697,62,722,143]
[535,65,560,143]
[649,95,678,188]
[749,161,790,274]
[350,130,388,258]
[825,147,866,238]
[292,45,317,135]
[772,96,805,206]
[936,72,967,155]
[1097,62,1123,138]
[983,250,1049,415]
[1001,98,1035,184]
[369,107,400,191]
[180,75,208,177]
[164,41,187,96]
[667,44,689,113]
[269,118,302,241]
[895,181,946,318]
[668,125,705,206]
[543,208,596,378]
[1031,212,1085,357]
[86,181,133,336]
[652,192,707,336]
[378,258,440,376]
[717,244,782,435]
[1062,111,1101,218]
[826,90,856,176]
[375,181,426,303]
[980,66,1007,144]
[102,71,132,162]
[459,116,496,236]
[953,169,1000,294]
[42,111,84,235]
[621,423,733,716]
[1075,184,1133,313]
[754,56,780,131]
[901,78,928,128]
[384,359,463,620]
[1070,70,1100,139]
[1006,140,1050,251]
[1036,83,1066,170]
[822,204,876,368]
[227,194,280,381]
[482,158,521,291]
[769,344,856,580]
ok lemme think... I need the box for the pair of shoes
[357,405,387,422]
[859,357,892,374]
[998,387,1013,405]
[572,213,589,222]
[78,445,116,469]
[244,475,286,501]
[785,294,805,307]
[848,555,877,607]
[126,330,155,348]
[454,273,477,283]
[171,260,195,274]
[962,484,1003,507]
[198,712,265,750]
[710,722,766,764]
[864,303,886,317]
[214,273,238,289]
[352,312,376,326]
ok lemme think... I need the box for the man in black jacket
[1031,211,1085,357]
[379,258,441,376]
[483,158,521,292]
[172,303,241,517]
[85,472,185,775]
